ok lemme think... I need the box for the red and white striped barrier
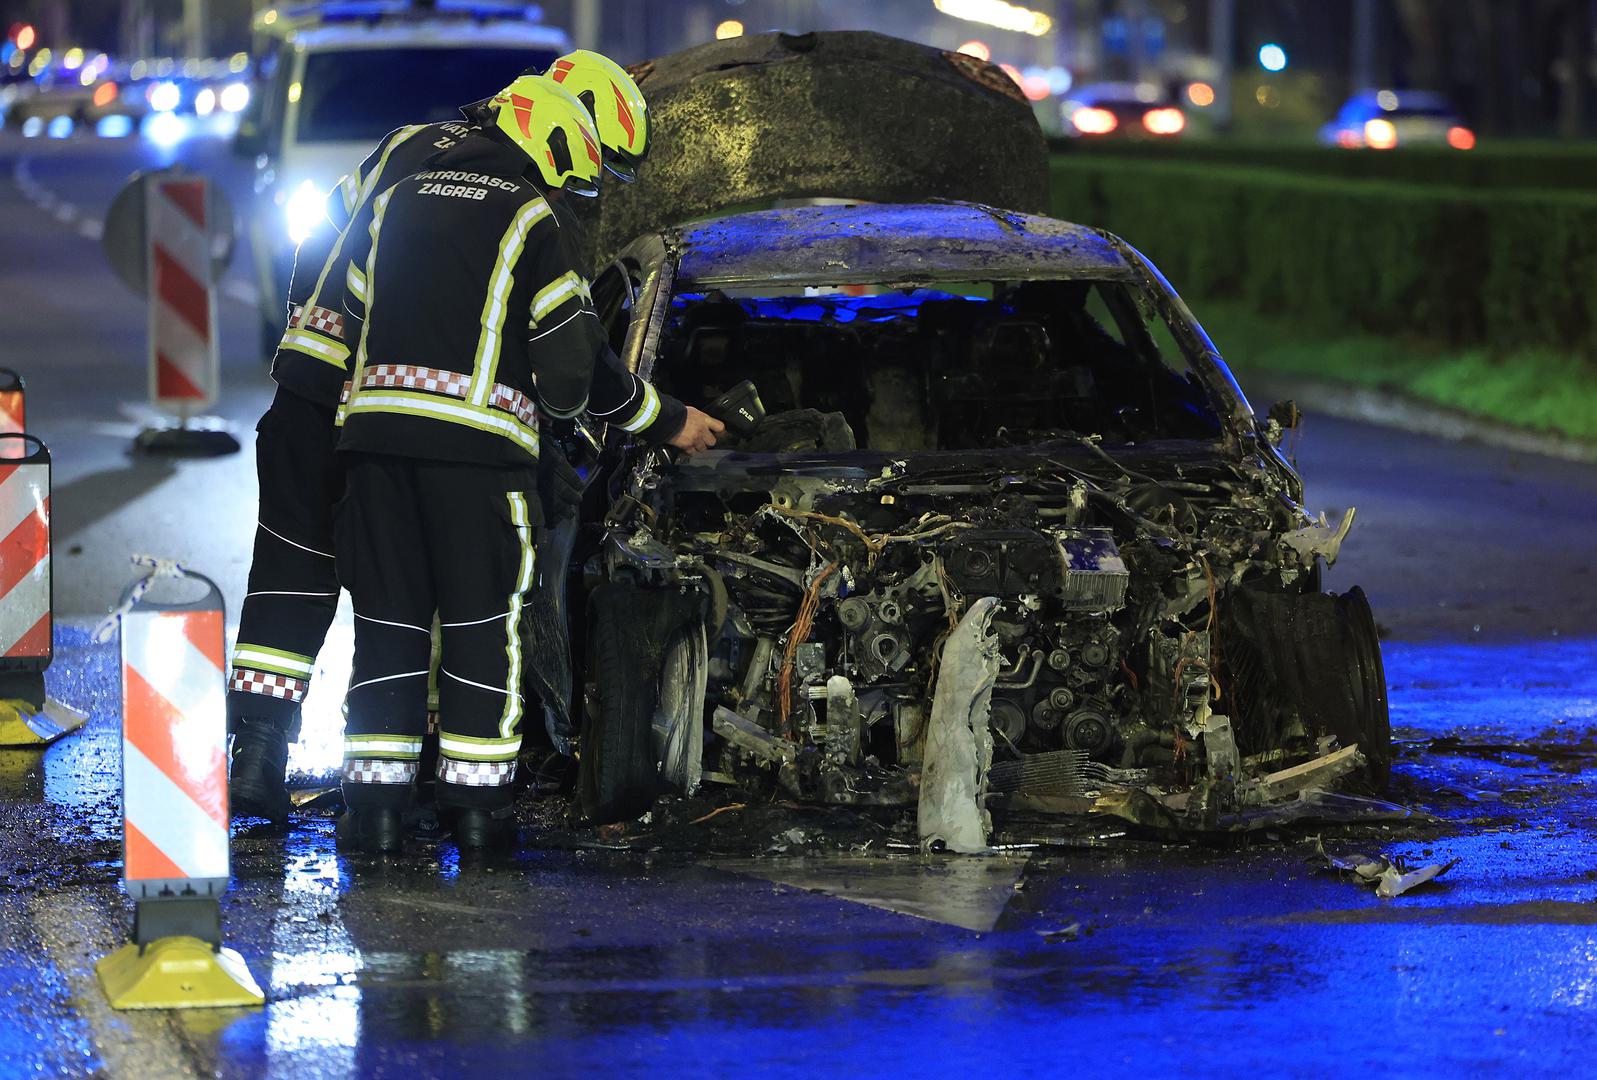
[0,369,23,462]
[118,568,229,895]
[0,434,51,668]
[145,177,218,414]
[95,562,260,1010]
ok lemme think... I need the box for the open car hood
[589,30,1049,257]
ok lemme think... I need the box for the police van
[236,1,570,353]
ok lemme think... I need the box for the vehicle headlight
[147,80,180,113]
[284,180,327,246]
[194,87,216,116]
[219,82,250,113]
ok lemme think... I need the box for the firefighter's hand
[668,407,724,455]
[537,445,584,514]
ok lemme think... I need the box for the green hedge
[1049,156,1597,359]
[1048,140,1597,192]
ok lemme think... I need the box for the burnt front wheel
[1224,584,1391,792]
[1327,586,1391,790]
[577,599,660,824]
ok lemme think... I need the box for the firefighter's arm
[326,124,417,234]
[584,343,689,446]
[524,224,603,419]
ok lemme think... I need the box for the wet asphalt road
[3,130,1597,1078]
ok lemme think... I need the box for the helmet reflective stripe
[488,79,602,197]
[543,49,649,180]
[508,94,536,139]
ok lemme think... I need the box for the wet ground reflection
[7,626,1597,1075]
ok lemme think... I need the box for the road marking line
[11,153,260,310]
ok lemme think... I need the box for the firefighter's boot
[229,716,293,824]
[335,806,405,854]
[451,806,517,851]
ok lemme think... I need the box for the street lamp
[932,0,1053,38]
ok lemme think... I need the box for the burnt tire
[577,599,659,824]
[1332,586,1391,790]
[1223,584,1391,792]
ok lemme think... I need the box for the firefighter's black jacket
[334,130,684,469]
[272,119,476,407]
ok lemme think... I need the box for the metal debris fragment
[713,706,798,764]
[1281,507,1356,566]
[1248,744,1366,804]
[1312,839,1459,898]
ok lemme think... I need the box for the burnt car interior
[651,282,1222,452]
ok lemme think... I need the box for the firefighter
[226,118,482,824]
[226,52,683,823]
[331,82,718,853]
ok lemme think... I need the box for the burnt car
[554,201,1388,845]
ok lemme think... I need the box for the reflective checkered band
[426,711,439,735]
[350,364,539,428]
[363,364,471,398]
[229,668,309,704]
[343,758,418,786]
[487,382,539,428]
[438,757,516,787]
[301,305,345,341]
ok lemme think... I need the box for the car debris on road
[1311,838,1459,898]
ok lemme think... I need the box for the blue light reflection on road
[14,624,1597,1076]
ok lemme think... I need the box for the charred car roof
[667,202,1136,288]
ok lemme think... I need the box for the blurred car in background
[1059,82,1185,140]
[1321,89,1475,150]
[0,53,253,138]
[239,1,569,352]
[0,53,142,137]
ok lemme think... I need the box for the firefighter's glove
[538,446,584,516]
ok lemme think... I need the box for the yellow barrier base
[0,697,88,747]
[95,936,265,1010]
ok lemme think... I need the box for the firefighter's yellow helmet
[545,49,649,181]
[490,77,603,197]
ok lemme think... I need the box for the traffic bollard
[95,563,262,1009]
[0,432,62,744]
[102,171,239,455]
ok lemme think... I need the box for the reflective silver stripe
[498,492,536,739]
[615,382,662,433]
[469,198,552,409]
[345,734,424,755]
[280,328,349,364]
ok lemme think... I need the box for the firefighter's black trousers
[227,387,342,734]
[335,452,538,812]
